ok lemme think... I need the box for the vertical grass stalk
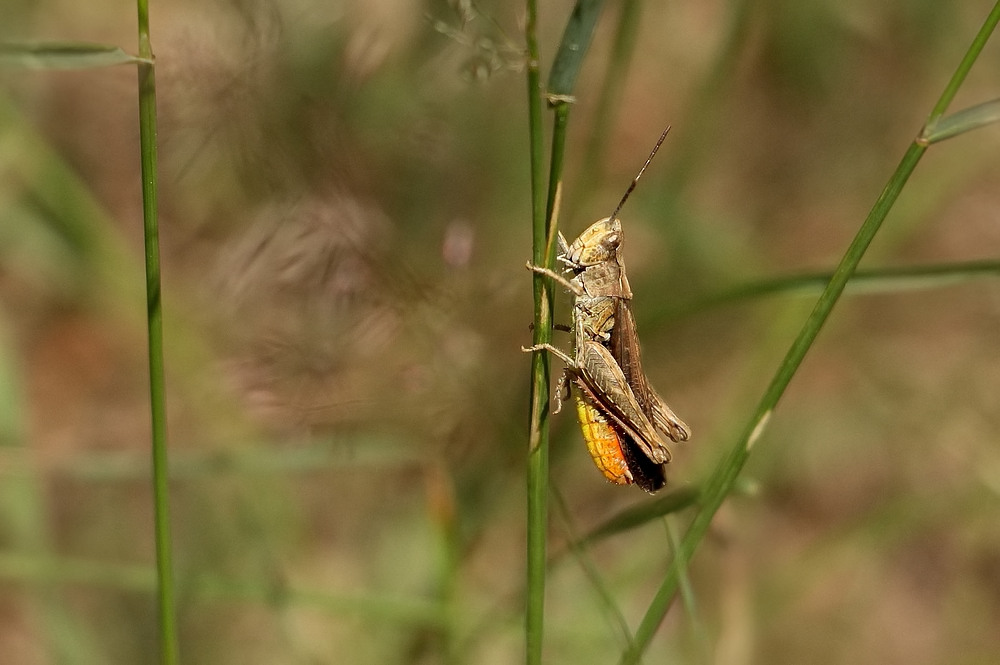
[525,3,608,661]
[524,0,551,661]
[135,1,179,662]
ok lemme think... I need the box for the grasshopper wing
[576,340,672,464]
[650,389,690,442]
[619,426,668,493]
[611,301,691,443]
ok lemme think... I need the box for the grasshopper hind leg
[522,343,579,415]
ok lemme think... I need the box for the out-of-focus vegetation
[1,0,1000,663]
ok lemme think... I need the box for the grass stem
[135,0,179,662]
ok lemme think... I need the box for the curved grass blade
[662,258,1000,319]
[548,0,606,101]
[922,97,1000,144]
[620,3,1000,662]
[581,486,700,547]
[0,42,150,69]
[0,551,448,628]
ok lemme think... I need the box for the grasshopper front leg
[525,262,584,296]
[522,342,574,367]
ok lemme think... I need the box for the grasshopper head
[564,217,623,267]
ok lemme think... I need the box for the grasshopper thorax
[558,216,632,300]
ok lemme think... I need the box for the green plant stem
[926,6,1000,125]
[525,5,585,660]
[524,0,550,662]
[546,107,569,223]
[620,3,1000,662]
[136,1,178,663]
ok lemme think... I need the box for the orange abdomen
[574,392,633,486]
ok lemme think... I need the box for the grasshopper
[525,127,690,492]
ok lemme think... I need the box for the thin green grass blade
[524,0,551,661]
[134,1,179,662]
[0,552,448,628]
[527,2,610,661]
[548,0,606,101]
[580,487,700,546]
[0,42,150,69]
[926,6,1000,124]
[923,97,1000,144]
[525,61,572,665]
[620,3,1000,662]
[63,434,423,480]
[663,258,1000,319]
[629,148,931,665]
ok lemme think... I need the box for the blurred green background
[2,0,1000,663]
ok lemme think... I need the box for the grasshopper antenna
[606,125,671,224]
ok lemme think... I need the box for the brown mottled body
[524,126,690,493]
